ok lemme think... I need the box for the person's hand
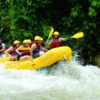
[30,57,33,61]
[19,53,22,55]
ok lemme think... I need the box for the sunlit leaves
[70,5,81,18]
[88,7,97,16]
[89,0,100,8]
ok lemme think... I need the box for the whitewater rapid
[0,58,100,100]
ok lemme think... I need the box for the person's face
[28,43,31,47]
[54,35,59,39]
[15,43,20,48]
[24,43,29,47]
[37,40,42,44]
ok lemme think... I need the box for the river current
[0,58,100,100]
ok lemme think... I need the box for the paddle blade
[48,27,54,39]
[71,32,84,39]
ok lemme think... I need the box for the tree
[0,0,99,64]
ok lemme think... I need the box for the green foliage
[70,4,81,18]
[88,7,97,16]
[0,0,99,64]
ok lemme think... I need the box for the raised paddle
[71,32,84,39]
[45,27,54,47]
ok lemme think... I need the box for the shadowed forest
[0,0,100,65]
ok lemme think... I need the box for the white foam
[0,58,100,100]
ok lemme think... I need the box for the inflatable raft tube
[0,56,11,63]
[4,46,72,70]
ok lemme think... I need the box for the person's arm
[0,49,4,52]
[30,44,36,58]
[5,47,13,56]
[45,39,53,49]
[47,39,53,46]
[59,38,67,41]
[16,45,23,55]
[40,45,48,51]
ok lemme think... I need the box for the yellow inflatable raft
[0,56,11,63]
[0,47,30,63]
[3,46,72,70]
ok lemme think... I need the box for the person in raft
[16,39,32,60]
[5,40,20,60]
[48,31,67,48]
[30,36,47,58]
[0,38,6,57]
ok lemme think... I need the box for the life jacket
[50,38,61,48]
[19,47,30,56]
[9,46,17,56]
[33,45,41,54]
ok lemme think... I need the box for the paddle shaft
[45,27,54,47]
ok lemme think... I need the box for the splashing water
[0,58,100,100]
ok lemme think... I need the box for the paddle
[45,27,54,47]
[71,32,84,39]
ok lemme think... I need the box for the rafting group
[0,31,67,61]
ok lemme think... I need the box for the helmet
[40,37,43,41]
[34,36,43,41]
[23,40,28,44]
[27,39,32,43]
[14,40,20,45]
[53,31,59,35]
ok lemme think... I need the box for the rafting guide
[48,31,67,48]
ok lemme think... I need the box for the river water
[0,58,100,100]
